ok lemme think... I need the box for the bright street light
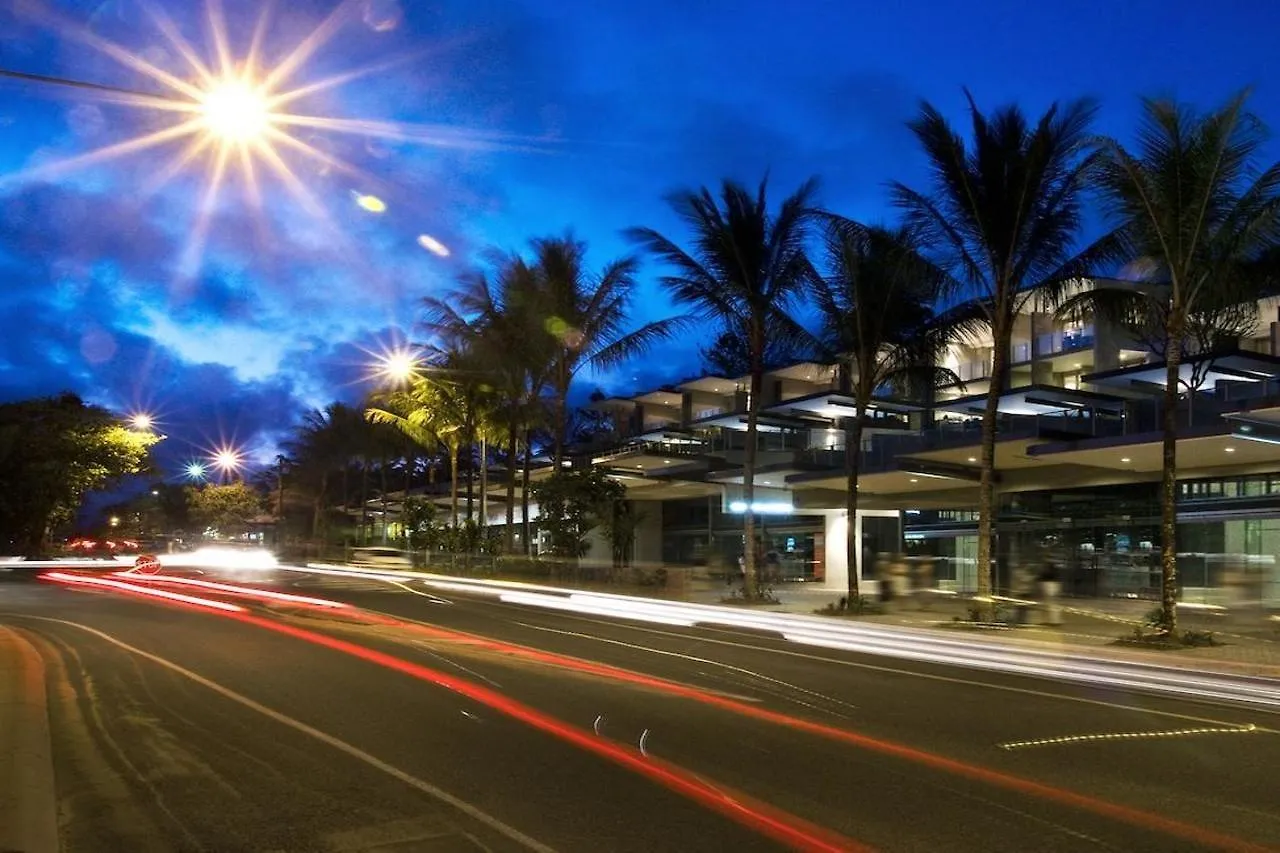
[185,462,208,481]
[210,447,243,481]
[376,349,419,384]
[129,412,154,431]
[198,78,272,143]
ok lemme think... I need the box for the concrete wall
[632,500,664,568]
[821,509,901,593]
[581,526,612,570]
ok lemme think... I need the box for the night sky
[1,0,1277,477]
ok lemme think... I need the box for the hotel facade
[566,281,1280,605]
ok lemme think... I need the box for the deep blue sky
[1,0,1277,476]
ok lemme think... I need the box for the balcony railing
[1036,326,1094,356]
[956,359,991,382]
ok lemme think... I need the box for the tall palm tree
[893,94,1097,609]
[530,235,681,465]
[811,217,962,607]
[1059,93,1280,634]
[424,254,555,553]
[628,176,818,599]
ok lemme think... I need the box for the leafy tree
[810,217,962,606]
[400,495,438,550]
[599,498,645,570]
[531,468,625,559]
[893,94,1097,610]
[0,394,158,554]
[186,483,264,538]
[1060,93,1280,633]
[628,175,818,599]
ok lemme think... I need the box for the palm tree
[367,373,466,523]
[424,254,555,554]
[893,94,1097,609]
[628,176,818,599]
[529,235,681,465]
[811,217,962,607]
[1058,93,1280,634]
[283,403,364,549]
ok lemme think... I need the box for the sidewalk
[701,583,1280,676]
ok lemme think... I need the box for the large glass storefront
[903,477,1280,604]
[660,497,824,581]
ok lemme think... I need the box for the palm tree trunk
[480,434,488,527]
[312,472,328,542]
[975,321,1008,616]
[1159,327,1183,634]
[341,466,350,546]
[844,402,866,606]
[465,412,476,522]
[742,335,763,599]
[521,428,533,555]
[449,442,459,525]
[404,449,413,548]
[359,458,370,547]
[506,419,518,553]
[380,452,388,545]
[553,360,568,467]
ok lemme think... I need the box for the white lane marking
[638,729,651,757]
[410,642,503,689]
[387,580,453,604]
[593,715,604,736]
[514,621,858,715]
[6,614,554,853]
[290,571,452,604]
[491,605,1262,730]
[999,724,1263,751]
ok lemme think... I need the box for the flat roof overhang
[1024,424,1280,473]
[936,384,1125,417]
[675,375,736,394]
[686,411,817,433]
[1084,351,1280,392]
[762,389,923,419]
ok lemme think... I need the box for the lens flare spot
[80,327,117,364]
[354,192,387,213]
[362,0,403,32]
[416,234,450,257]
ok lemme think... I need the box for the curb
[0,625,59,853]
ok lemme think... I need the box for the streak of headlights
[162,547,279,570]
[109,572,350,609]
[288,565,1280,712]
[41,571,246,613]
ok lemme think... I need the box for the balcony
[1036,326,1094,357]
[956,358,992,382]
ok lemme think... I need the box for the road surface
[3,566,1278,852]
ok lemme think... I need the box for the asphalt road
[3,566,1279,853]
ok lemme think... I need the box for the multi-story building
[578,281,1280,605]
